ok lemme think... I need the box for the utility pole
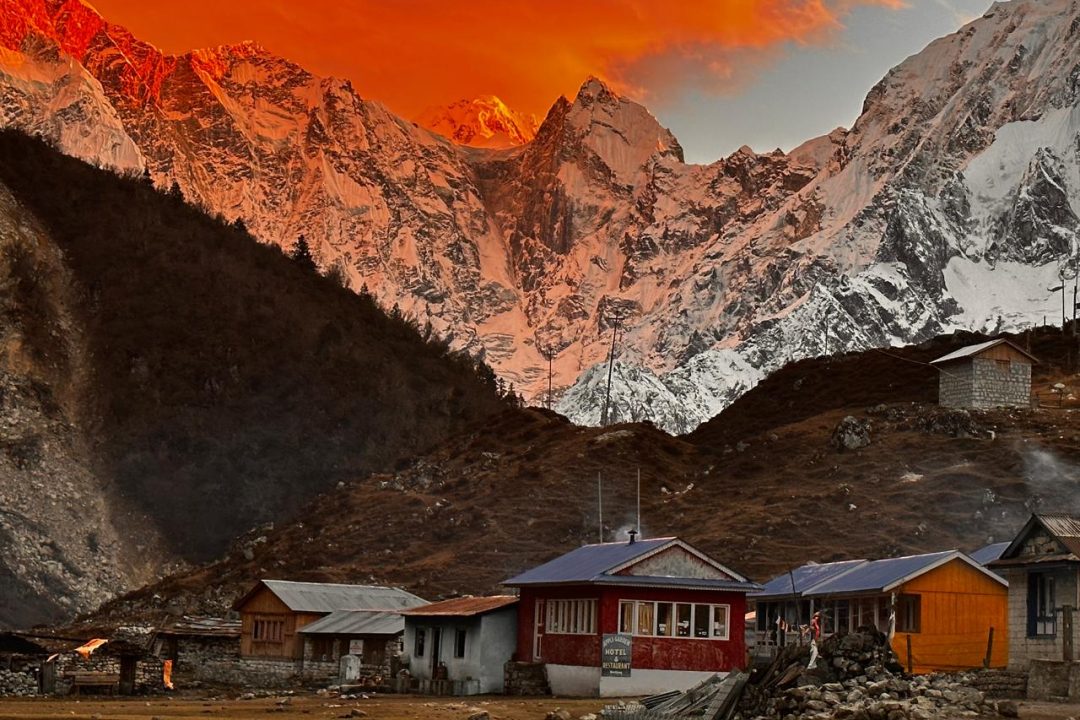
[540,344,555,410]
[1049,284,1065,331]
[600,311,625,427]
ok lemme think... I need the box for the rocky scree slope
[0,131,505,628]
[88,328,1080,624]
[3,0,1080,433]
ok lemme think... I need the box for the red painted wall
[514,585,747,672]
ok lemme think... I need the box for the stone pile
[0,668,37,696]
[739,632,1015,720]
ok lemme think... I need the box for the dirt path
[0,695,605,720]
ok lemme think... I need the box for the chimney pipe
[628,529,638,544]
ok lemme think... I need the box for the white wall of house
[403,608,517,694]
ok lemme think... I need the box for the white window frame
[545,599,597,635]
[618,600,731,641]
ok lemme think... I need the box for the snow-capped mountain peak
[418,94,538,148]
[2,0,1079,434]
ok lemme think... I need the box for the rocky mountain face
[0,130,505,628]
[1,0,1078,434]
[417,95,538,148]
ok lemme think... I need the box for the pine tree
[290,235,317,272]
[167,181,183,201]
[232,217,249,236]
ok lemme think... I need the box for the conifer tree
[291,235,317,272]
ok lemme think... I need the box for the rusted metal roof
[994,514,1080,566]
[930,338,1038,365]
[157,616,241,638]
[297,610,403,636]
[1038,514,1080,554]
[235,580,427,613]
[401,595,518,617]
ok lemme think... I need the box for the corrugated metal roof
[1038,514,1080,553]
[752,560,868,600]
[401,596,518,617]
[805,551,958,595]
[255,580,428,613]
[503,538,675,585]
[931,339,1037,365]
[969,542,1010,566]
[591,575,762,592]
[298,610,404,636]
[994,514,1080,565]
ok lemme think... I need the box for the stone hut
[931,339,1036,409]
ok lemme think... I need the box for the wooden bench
[66,672,120,696]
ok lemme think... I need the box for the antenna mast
[636,467,641,538]
[598,472,604,543]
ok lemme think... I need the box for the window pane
[676,604,692,637]
[712,606,729,638]
[619,602,633,633]
[637,602,655,636]
[657,603,673,637]
[694,605,710,638]
[415,629,425,657]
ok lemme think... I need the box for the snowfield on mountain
[1,0,1078,433]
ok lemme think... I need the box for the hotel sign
[601,633,632,677]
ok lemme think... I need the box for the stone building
[990,514,1080,675]
[931,339,1036,409]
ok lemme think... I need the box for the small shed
[297,609,405,681]
[401,595,518,695]
[153,617,240,685]
[931,339,1037,409]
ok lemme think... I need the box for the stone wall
[0,667,37,696]
[53,654,165,695]
[939,358,1031,409]
[967,669,1028,698]
[503,661,549,696]
[1027,660,1080,701]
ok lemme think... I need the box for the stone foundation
[968,668,1028,698]
[504,661,549,696]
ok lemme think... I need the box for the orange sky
[89,0,903,120]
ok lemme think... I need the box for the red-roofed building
[503,535,760,697]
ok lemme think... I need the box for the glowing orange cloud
[89,1,904,117]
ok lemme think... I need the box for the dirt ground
[0,695,606,720]
[0,696,1079,720]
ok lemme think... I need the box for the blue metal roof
[504,537,675,586]
[804,551,956,596]
[969,542,1009,566]
[752,559,867,600]
[591,575,761,592]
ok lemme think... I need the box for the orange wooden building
[753,550,1009,673]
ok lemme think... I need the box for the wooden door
[119,656,136,695]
